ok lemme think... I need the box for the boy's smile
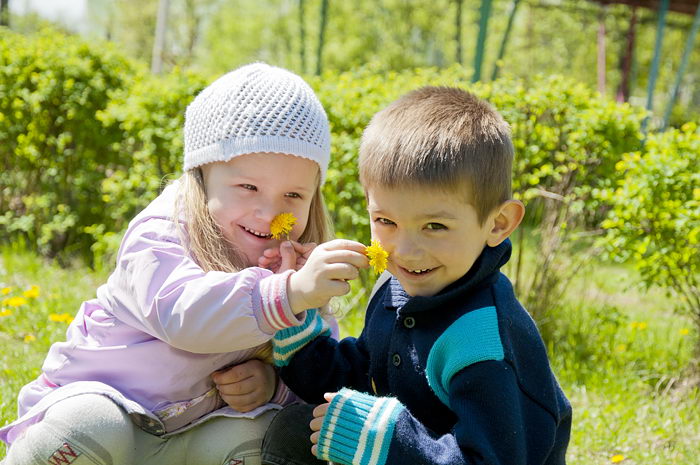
[367,185,495,297]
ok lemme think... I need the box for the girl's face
[202,152,319,267]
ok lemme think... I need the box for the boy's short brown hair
[359,86,513,224]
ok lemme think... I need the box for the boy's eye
[375,217,395,226]
[240,184,257,191]
[425,222,447,230]
[285,192,302,199]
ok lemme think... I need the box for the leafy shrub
[0,28,135,261]
[600,123,700,340]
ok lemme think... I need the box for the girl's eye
[426,222,447,230]
[240,184,257,191]
[285,192,302,199]
[375,217,395,226]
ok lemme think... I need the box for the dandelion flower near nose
[365,240,389,274]
[270,212,297,240]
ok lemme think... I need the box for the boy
[261,87,572,465]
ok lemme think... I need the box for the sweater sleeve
[316,361,537,465]
[272,309,373,403]
[99,218,304,354]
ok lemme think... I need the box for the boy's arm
[312,361,550,465]
[271,308,372,402]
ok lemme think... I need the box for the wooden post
[642,0,670,135]
[662,4,700,130]
[492,0,521,81]
[472,0,493,83]
[616,7,638,103]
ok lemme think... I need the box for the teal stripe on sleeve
[426,306,504,406]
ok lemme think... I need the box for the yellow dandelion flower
[0,309,12,317]
[679,328,690,336]
[365,240,389,274]
[1,287,11,295]
[615,344,627,353]
[49,313,74,324]
[5,296,27,307]
[610,454,625,463]
[637,322,647,330]
[23,334,36,343]
[270,212,297,240]
[23,285,40,299]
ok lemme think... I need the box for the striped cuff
[317,388,404,465]
[258,269,300,331]
[272,309,330,367]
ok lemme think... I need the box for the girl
[0,63,368,465]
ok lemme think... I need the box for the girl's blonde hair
[174,167,333,273]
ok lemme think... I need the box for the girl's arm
[102,218,303,353]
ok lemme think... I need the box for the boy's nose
[393,235,423,262]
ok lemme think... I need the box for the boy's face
[367,184,493,297]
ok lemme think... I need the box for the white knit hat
[183,63,331,180]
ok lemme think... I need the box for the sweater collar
[383,239,512,313]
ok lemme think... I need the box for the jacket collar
[383,239,512,313]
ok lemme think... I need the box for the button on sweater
[273,239,572,465]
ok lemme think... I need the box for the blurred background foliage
[0,1,698,350]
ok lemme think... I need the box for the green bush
[92,69,207,263]
[600,123,700,333]
[0,28,135,261]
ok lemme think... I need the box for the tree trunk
[1,0,9,27]
[316,0,329,75]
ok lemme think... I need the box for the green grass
[1,244,698,463]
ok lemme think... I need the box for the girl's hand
[258,241,317,273]
[309,393,337,458]
[212,359,277,413]
[287,239,369,314]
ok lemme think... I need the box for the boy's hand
[287,239,369,314]
[212,359,276,413]
[310,393,337,457]
[258,241,317,272]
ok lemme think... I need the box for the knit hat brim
[183,136,330,181]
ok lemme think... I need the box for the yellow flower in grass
[4,296,27,307]
[1,287,11,295]
[23,285,40,299]
[0,309,12,317]
[23,334,36,343]
[49,313,74,324]
[610,454,625,463]
[365,240,389,275]
[270,212,297,240]
[679,328,690,336]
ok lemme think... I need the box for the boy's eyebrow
[418,211,457,220]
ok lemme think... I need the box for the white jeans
[5,394,275,465]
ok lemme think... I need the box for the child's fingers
[321,263,360,282]
[321,249,369,269]
[311,444,318,457]
[322,239,368,254]
[278,241,298,272]
[312,402,330,419]
[310,431,320,446]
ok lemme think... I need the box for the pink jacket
[1,181,323,444]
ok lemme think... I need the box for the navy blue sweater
[273,240,572,465]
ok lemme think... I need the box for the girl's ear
[485,200,525,247]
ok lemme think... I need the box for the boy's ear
[485,200,525,247]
